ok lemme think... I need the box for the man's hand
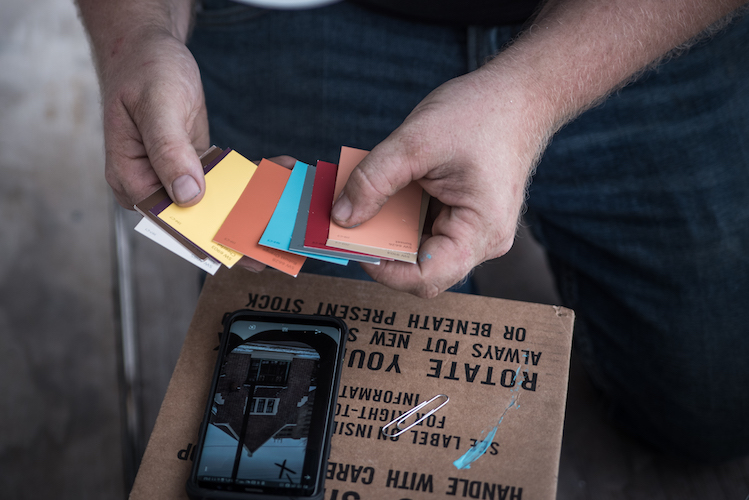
[331,68,545,299]
[100,27,210,209]
[77,0,209,209]
[332,0,747,298]
[78,0,265,273]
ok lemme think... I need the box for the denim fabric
[524,15,749,462]
[189,2,749,460]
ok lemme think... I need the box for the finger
[331,140,424,228]
[266,155,297,170]
[360,233,469,299]
[101,96,157,208]
[132,91,207,207]
[236,256,267,273]
[106,157,158,209]
[363,203,514,298]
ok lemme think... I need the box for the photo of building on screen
[199,341,320,485]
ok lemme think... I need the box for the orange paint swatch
[327,146,426,263]
[213,159,306,276]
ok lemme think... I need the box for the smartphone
[187,310,348,500]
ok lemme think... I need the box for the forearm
[483,0,747,146]
[76,0,194,80]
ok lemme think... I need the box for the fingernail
[331,193,353,223]
[247,263,266,273]
[172,175,201,204]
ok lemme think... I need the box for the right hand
[330,68,546,298]
[100,26,210,209]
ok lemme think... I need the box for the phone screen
[191,313,345,498]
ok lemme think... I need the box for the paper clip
[381,394,449,438]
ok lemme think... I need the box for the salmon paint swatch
[327,146,426,263]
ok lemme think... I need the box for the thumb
[139,103,206,207]
[331,143,419,228]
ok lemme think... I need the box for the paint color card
[304,160,381,264]
[289,164,318,253]
[289,165,355,264]
[134,145,227,261]
[146,146,231,217]
[327,146,424,263]
[134,218,221,275]
[156,149,253,268]
[136,187,209,260]
[260,162,347,266]
[214,159,306,277]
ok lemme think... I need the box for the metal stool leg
[112,201,143,492]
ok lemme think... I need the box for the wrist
[480,0,748,140]
[469,57,559,175]
[77,0,194,82]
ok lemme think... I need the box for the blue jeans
[189,1,749,461]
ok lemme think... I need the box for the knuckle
[415,281,442,300]
[147,138,186,173]
[396,128,430,156]
[104,165,130,202]
[395,131,441,174]
[104,165,119,188]
[492,236,515,259]
[348,163,395,205]
[501,236,515,255]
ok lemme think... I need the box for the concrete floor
[0,1,123,498]
[1,1,747,499]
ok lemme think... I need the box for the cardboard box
[130,268,574,499]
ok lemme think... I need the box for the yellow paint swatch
[158,150,256,267]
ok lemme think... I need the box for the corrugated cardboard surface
[130,268,574,500]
